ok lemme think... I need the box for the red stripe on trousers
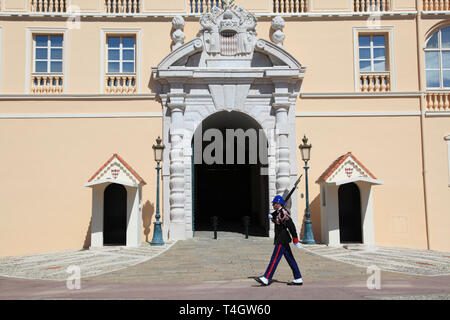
[267,245,282,278]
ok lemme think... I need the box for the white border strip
[425,112,450,117]
[0,94,156,99]
[0,11,418,19]
[422,11,450,15]
[301,92,422,98]
[0,113,162,119]
[296,111,421,117]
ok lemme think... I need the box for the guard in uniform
[255,195,303,286]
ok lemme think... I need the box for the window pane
[359,36,370,47]
[108,37,120,48]
[426,32,438,49]
[425,51,439,69]
[441,27,450,48]
[122,37,135,48]
[36,48,47,59]
[50,61,62,73]
[359,60,371,72]
[359,48,371,60]
[442,51,450,69]
[108,62,120,73]
[373,60,386,71]
[122,62,135,73]
[443,70,450,87]
[373,35,385,47]
[50,35,63,47]
[373,48,385,59]
[51,48,63,60]
[123,49,135,61]
[35,35,48,47]
[108,49,120,61]
[426,70,440,87]
[35,61,47,73]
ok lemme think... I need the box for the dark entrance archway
[103,183,127,245]
[192,111,269,237]
[338,182,363,243]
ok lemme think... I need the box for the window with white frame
[107,36,136,74]
[358,35,387,72]
[34,35,63,73]
[425,26,450,89]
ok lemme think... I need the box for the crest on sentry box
[86,154,145,187]
[316,152,377,184]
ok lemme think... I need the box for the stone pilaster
[272,93,291,197]
[167,93,186,240]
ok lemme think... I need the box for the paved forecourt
[0,231,450,299]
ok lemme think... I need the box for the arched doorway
[103,183,127,245]
[338,183,362,243]
[192,111,269,236]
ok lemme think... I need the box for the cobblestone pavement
[0,242,175,281]
[0,232,450,300]
[303,245,450,276]
[85,232,450,284]
[366,293,450,300]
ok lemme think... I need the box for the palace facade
[0,0,449,257]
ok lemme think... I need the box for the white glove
[295,242,302,249]
[268,213,273,219]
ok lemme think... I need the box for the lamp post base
[151,221,165,246]
[302,219,316,244]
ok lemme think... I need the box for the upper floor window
[356,32,391,92]
[107,36,135,74]
[425,26,450,89]
[34,35,63,73]
[359,35,386,72]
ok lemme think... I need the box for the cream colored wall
[0,14,424,94]
[2,0,28,11]
[259,18,419,93]
[0,19,177,94]
[0,0,422,13]
[0,4,449,255]
[0,100,163,257]
[233,0,272,13]
[71,0,103,12]
[143,0,186,13]
[310,0,352,12]
[423,117,450,252]
[295,115,429,250]
[393,0,417,10]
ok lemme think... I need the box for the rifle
[283,174,303,205]
[271,175,303,217]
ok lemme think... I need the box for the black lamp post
[299,135,316,244]
[151,136,165,246]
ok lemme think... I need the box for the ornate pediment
[85,154,145,188]
[156,4,305,72]
[316,152,382,185]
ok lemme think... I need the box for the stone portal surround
[154,6,305,241]
[162,90,299,241]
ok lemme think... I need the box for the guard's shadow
[247,276,288,287]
